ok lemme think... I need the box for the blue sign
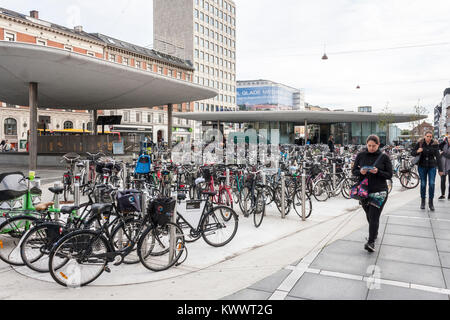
[113,142,124,155]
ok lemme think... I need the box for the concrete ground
[1,168,435,300]
[224,194,450,300]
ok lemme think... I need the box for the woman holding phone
[352,135,393,253]
[411,131,444,211]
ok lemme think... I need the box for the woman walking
[353,135,393,253]
[411,131,444,211]
[438,137,450,200]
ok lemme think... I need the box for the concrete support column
[168,103,173,150]
[93,110,98,135]
[29,82,38,170]
[304,120,308,146]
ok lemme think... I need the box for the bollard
[281,172,286,219]
[261,170,266,185]
[226,168,230,187]
[332,163,336,190]
[169,193,178,263]
[53,183,61,221]
[74,182,80,215]
[302,170,306,221]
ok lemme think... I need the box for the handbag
[350,152,385,201]
[411,142,423,166]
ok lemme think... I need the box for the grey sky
[2,0,449,125]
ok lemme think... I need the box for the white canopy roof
[0,42,217,109]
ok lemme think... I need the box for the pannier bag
[149,197,176,226]
[135,155,151,175]
[117,190,142,213]
[96,162,121,174]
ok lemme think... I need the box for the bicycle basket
[148,197,176,227]
[117,190,141,213]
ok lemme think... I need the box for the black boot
[429,199,435,211]
[421,198,426,210]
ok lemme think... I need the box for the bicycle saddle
[202,191,217,197]
[35,202,54,211]
[60,205,80,215]
[48,186,64,195]
[177,193,187,201]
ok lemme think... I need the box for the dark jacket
[411,138,443,171]
[328,140,335,153]
[352,149,393,193]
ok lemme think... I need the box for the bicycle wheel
[138,222,185,272]
[20,222,67,273]
[341,178,355,199]
[263,186,274,206]
[218,188,233,210]
[239,186,251,216]
[293,192,312,219]
[253,189,265,228]
[0,215,38,266]
[48,230,109,287]
[201,206,238,247]
[273,186,291,216]
[176,216,201,243]
[400,172,419,189]
[111,218,145,265]
[312,179,330,202]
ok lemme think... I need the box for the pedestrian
[411,131,444,211]
[352,135,393,253]
[438,136,450,200]
[3,140,11,152]
[0,140,5,152]
[328,135,335,153]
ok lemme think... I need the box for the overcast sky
[2,0,450,126]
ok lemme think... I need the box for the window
[147,63,153,71]
[123,57,129,66]
[37,39,46,46]
[158,66,163,74]
[135,112,141,123]
[87,122,93,131]
[136,61,141,69]
[177,72,182,79]
[158,114,163,124]
[195,23,199,32]
[147,113,152,123]
[87,51,95,57]
[109,54,116,62]
[4,118,17,135]
[123,111,130,122]
[64,46,73,52]
[63,121,73,129]
[5,32,15,42]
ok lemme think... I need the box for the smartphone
[362,166,374,171]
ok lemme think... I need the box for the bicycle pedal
[104,266,111,273]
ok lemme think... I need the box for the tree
[378,103,395,145]
[409,100,428,142]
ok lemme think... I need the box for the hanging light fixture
[322,43,328,60]
[356,85,360,89]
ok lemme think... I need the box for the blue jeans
[418,166,437,199]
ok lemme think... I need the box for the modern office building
[441,88,450,136]
[237,80,305,111]
[434,104,442,137]
[154,0,237,140]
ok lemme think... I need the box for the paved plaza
[225,196,450,300]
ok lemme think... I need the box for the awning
[0,42,217,109]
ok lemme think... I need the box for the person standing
[411,131,444,211]
[352,135,393,253]
[438,136,450,200]
[328,135,335,153]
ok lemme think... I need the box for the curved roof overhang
[0,42,217,109]
[175,110,427,124]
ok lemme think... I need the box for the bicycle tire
[239,186,250,216]
[201,206,238,247]
[400,172,419,189]
[110,218,146,265]
[312,179,330,202]
[218,188,233,210]
[48,230,110,287]
[137,222,185,272]
[293,192,313,219]
[253,189,265,228]
[20,222,67,273]
[0,215,38,266]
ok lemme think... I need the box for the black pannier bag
[117,190,141,213]
[96,162,121,174]
[148,197,176,226]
